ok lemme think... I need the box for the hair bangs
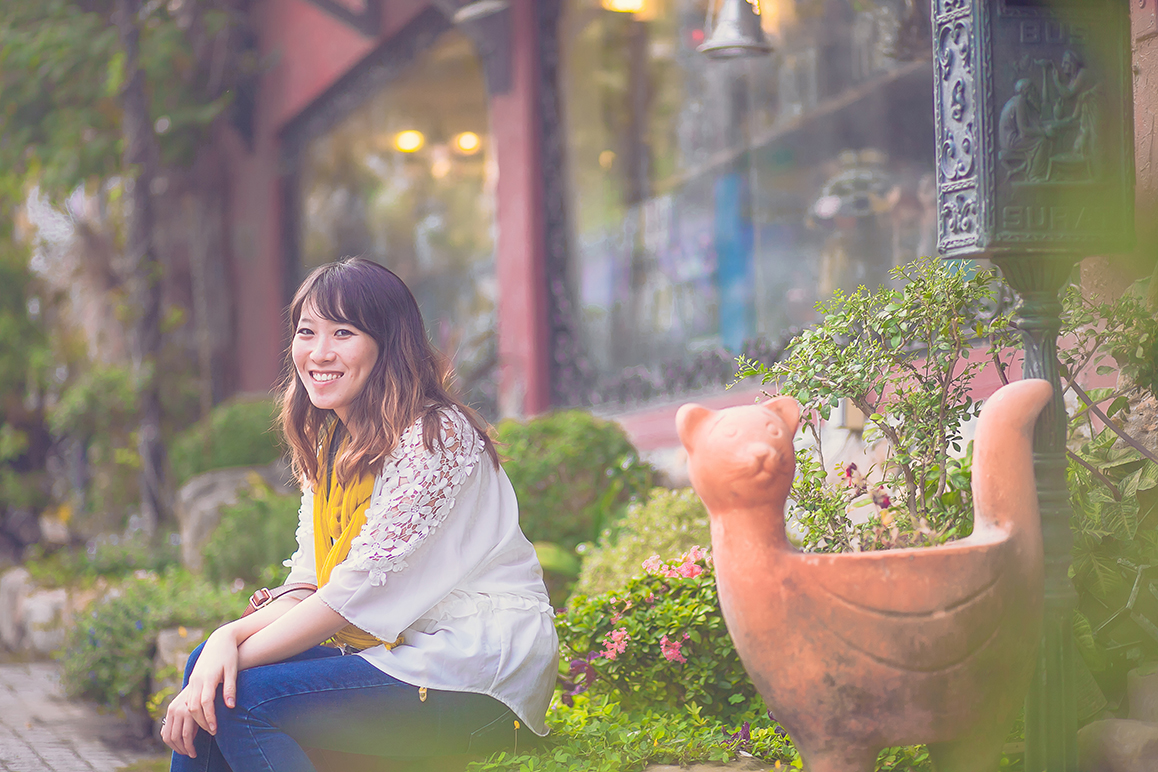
[293,263,370,335]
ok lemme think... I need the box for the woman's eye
[335,329,352,337]
[296,327,313,336]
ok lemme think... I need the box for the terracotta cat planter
[676,379,1052,772]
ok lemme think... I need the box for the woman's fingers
[223,659,238,710]
[180,708,200,757]
[197,677,218,734]
[163,693,198,758]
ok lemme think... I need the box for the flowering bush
[556,546,761,722]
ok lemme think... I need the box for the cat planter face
[676,396,799,514]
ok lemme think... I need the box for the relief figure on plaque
[999,49,1100,184]
[998,79,1051,181]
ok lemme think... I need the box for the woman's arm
[236,593,347,668]
[164,589,344,756]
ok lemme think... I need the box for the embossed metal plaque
[933,0,1134,258]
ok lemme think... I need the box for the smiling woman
[161,258,558,772]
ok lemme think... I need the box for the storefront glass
[300,30,498,415]
[559,0,937,407]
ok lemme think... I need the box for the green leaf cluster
[736,257,1014,551]
[1060,279,1158,693]
[201,478,298,588]
[573,487,710,597]
[0,231,52,513]
[495,410,654,551]
[168,397,283,486]
[24,529,179,588]
[46,362,144,519]
[57,567,245,715]
[467,694,799,772]
[0,0,241,201]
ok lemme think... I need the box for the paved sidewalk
[0,663,164,772]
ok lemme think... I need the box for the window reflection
[301,31,498,415]
[560,0,936,407]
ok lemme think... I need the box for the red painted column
[489,0,552,417]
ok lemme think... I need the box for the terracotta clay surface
[677,380,1053,772]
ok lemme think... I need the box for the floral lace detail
[346,408,483,586]
[283,488,315,572]
[433,589,556,620]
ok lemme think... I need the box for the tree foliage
[0,0,253,533]
[0,0,238,203]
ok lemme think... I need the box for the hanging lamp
[698,0,773,60]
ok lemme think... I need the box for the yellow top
[313,424,401,652]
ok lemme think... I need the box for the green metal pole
[994,256,1080,772]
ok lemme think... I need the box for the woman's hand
[185,627,242,736]
[162,685,201,758]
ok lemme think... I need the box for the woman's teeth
[314,373,341,382]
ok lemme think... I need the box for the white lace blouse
[282,406,559,735]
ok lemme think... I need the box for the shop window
[558,0,936,408]
[300,30,498,415]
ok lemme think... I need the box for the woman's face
[292,300,380,424]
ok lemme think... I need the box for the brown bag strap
[243,582,318,617]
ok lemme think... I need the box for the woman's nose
[310,336,337,362]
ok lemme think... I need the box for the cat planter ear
[762,396,801,436]
[677,403,713,451]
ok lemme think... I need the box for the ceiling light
[454,131,482,155]
[394,130,425,153]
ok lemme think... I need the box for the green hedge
[495,410,654,551]
[575,487,710,597]
[169,398,283,486]
[202,481,299,588]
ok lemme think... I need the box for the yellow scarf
[314,424,402,652]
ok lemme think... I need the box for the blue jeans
[170,642,517,772]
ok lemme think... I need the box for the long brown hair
[278,257,499,488]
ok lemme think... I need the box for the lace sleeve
[346,408,484,586]
[282,488,317,582]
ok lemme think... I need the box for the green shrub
[557,547,757,722]
[202,480,299,587]
[467,693,952,772]
[1060,279,1158,702]
[495,410,654,551]
[468,693,797,772]
[169,398,283,486]
[58,568,246,715]
[24,531,180,588]
[0,236,52,518]
[575,487,710,597]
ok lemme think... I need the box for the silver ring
[160,717,167,727]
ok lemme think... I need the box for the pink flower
[872,487,892,509]
[660,634,687,664]
[682,545,709,564]
[677,561,704,579]
[601,627,631,660]
[642,555,664,575]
